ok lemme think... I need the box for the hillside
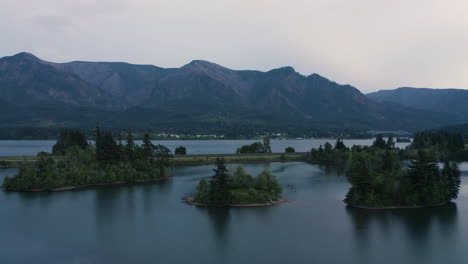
[367,87,468,118]
[0,52,464,134]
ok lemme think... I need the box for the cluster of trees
[309,139,350,164]
[52,129,89,155]
[404,131,468,161]
[236,137,272,154]
[194,158,283,206]
[285,147,295,153]
[345,149,461,207]
[307,134,462,207]
[372,134,395,150]
[175,146,187,155]
[2,125,173,191]
[411,131,465,151]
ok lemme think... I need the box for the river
[2,140,468,263]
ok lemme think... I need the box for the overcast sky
[1,0,468,92]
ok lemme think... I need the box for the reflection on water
[346,202,458,257]
[0,161,467,264]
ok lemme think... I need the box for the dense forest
[193,158,283,206]
[307,133,463,208]
[407,131,468,161]
[2,126,173,191]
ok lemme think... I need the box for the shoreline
[171,158,304,167]
[183,197,288,208]
[2,177,171,192]
[344,200,450,210]
[0,153,307,168]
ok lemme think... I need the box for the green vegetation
[285,146,295,153]
[171,153,304,166]
[175,146,187,155]
[52,129,89,155]
[309,140,349,164]
[411,131,465,151]
[396,137,411,143]
[236,137,272,154]
[406,131,468,161]
[306,133,463,208]
[2,126,172,191]
[193,158,283,206]
[345,149,460,207]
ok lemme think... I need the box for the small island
[343,133,462,209]
[2,126,173,192]
[185,158,285,207]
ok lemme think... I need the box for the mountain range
[0,52,466,135]
[367,87,468,119]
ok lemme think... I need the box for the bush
[175,146,187,155]
[285,147,295,153]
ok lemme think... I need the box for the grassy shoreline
[0,153,307,168]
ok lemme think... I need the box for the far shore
[344,200,450,210]
[183,197,288,208]
[2,177,171,192]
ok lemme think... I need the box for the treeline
[194,158,283,206]
[411,131,465,151]
[309,139,349,164]
[408,131,468,161]
[236,137,272,154]
[345,150,460,207]
[2,126,173,191]
[307,134,462,207]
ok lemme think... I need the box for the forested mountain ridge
[367,87,468,118]
[0,52,464,133]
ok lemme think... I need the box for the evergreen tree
[94,122,102,161]
[334,138,347,150]
[263,137,272,153]
[209,158,232,206]
[346,152,373,203]
[285,146,295,153]
[98,132,120,164]
[386,135,395,150]
[153,144,173,177]
[442,161,461,200]
[125,131,136,160]
[142,133,154,160]
[407,150,441,204]
[52,129,88,155]
[175,146,187,155]
[373,134,386,149]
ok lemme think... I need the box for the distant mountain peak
[269,66,296,74]
[11,52,40,61]
[184,59,224,69]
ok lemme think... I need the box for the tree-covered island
[2,126,173,191]
[185,158,285,207]
[307,132,463,209]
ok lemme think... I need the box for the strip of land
[0,152,307,168]
[3,177,171,192]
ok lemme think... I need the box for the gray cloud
[1,0,468,92]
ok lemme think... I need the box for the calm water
[0,139,410,156]
[1,162,467,264]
